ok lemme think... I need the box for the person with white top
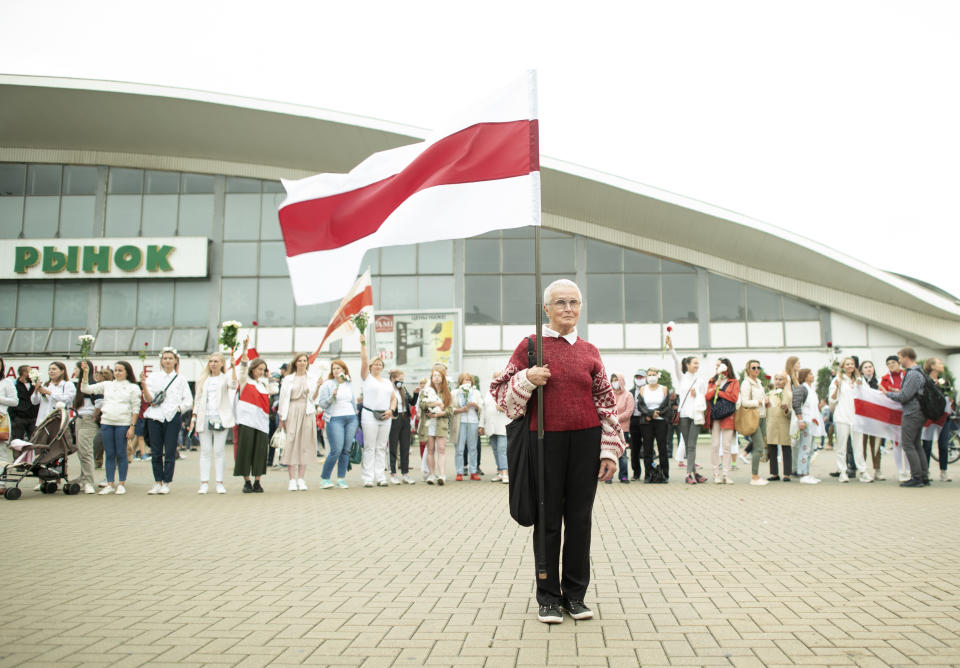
[829,357,869,482]
[190,351,238,495]
[278,353,318,491]
[81,361,141,495]
[793,368,824,483]
[667,337,707,484]
[31,361,76,426]
[315,359,358,489]
[140,347,193,495]
[453,372,483,481]
[636,368,671,482]
[72,361,101,494]
[0,359,19,463]
[358,334,397,487]
[480,371,509,483]
[741,360,770,486]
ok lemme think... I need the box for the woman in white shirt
[72,361,102,494]
[31,361,76,426]
[667,336,707,484]
[315,359,358,489]
[453,372,483,481]
[140,347,193,495]
[359,335,397,487]
[741,360,770,486]
[81,361,141,495]
[278,353,318,491]
[0,359,19,460]
[829,357,869,482]
[636,368,671,482]
[480,371,509,483]
[190,352,238,495]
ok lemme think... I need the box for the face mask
[463,382,472,389]
[394,380,404,388]
[611,381,620,390]
[647,376,658,384]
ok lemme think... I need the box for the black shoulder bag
[506,337,537,527]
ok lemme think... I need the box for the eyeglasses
[549,299,582,310]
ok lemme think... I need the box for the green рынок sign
[0,237,209,280]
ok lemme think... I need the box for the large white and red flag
[852,384,902,441]
[279,72,540,305]
[307,270,373,364]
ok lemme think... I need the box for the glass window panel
[141,194,179,236]
[295,301,336,327]
[226,176,261,193]
[380,276,417,310]
[137,282,175,327]
[27,164,61,195]
[221,278,258,324]
[661,258,696,273]
[17,283,54,327]
[134,328,171,351]
[178,194,214,236]
[502,275,534,324]
[502,226,535,238]
[100,283,137,327]
[224,193,261,240]
[709,274,746,322]
[54,282,89,328]
[541,238,575,273]
[47,329,85,355]
[625,274,660,322]
[418,240,453,274]
[586,274,623,322]
[258,277,295,325]
[587,240,622,273]
[381,245,417,274]
[259,241,288,277]
[181,173,215,194]
[0,283,17,327]
[93,329,134,353]
[502,238,534,273]
[108,168,142,194]
[465,275,499,324]
[144,170,180,194]
[624,249,660,273]
[0,164,26,196]
[262,180,284,193]
[0,198,24,237]
[359,248,379,275]
[417,275,454,309]
[465,238,499,273]
[260,193,284,240]
[104,195,142,236]
[662,274,698,322]
[782,295,820,320]
[222,242,259,276]
[174,281,210,326]
[63,166,98,195]
[170,328,209,352]
[59,196,96,237]
[23,196,60,237]
[11,330,49,354]
[746,286,782,321]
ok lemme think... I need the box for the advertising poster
[372,310,462,383]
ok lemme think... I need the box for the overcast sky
[5,0,959,298]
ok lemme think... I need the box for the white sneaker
[940,470,952,482]
[749,478,769,486]
[898,472,911,482]
[198,483,209,494]
[838,472,849,483]
[115,484,126,495]
[426,474,436,485]
[714,475,723,484]
[875,469,886,481]
[437,475,446,486]
[216,483,226,494]
[321,479,335,489]
[501,472,509,484]
[724,477,735,485]
[401,475,415,485]
[98,480,110,488]
[158,484,170,495]
[99,485,115,495]
[288,479,298,491]
[83,483,95,495]
[297,478,308,491]
[859,472,872,483]
[491,472,502,482]
[377,479,388,487]
[147,483,162,495]
[390,475,400,485]
[799,475,820,484]
[363,481,374,488]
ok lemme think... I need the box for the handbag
[150,373,178,408]
[0,413,9,442]
[269,427,286,454]
[710,380,737,421]
[349,426,364,465]
[506,337,538,527]
[734,406,759,436]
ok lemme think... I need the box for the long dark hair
[115,361,136,384]
[859,361,879,389]
[74,360,97,409]
[717,358,736,380]
[46,361,68,387]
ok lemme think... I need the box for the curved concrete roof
[2,74,958,348]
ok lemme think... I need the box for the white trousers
[833,422,866,474]
[198,429,228,482]
[361,417,391,484]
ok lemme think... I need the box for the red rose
[252,320,259,327]
[826,341,833,348]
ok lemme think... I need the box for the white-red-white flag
[307,270,373,364]
[279,72,541,305]
[852,384,902,441]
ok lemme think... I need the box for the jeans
[146,414,182,483]
[455,421,479,474]
[101,424,129,483]
[322,414,357,480]
[489,434,507,471]
[937,419,953,472]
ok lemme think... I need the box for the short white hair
[543,279,582,305]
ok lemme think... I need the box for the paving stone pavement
[1,444,958,668]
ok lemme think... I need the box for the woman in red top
[705,357,740,484]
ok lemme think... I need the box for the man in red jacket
[880,354,909,481]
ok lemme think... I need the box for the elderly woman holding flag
[491,278,624,625]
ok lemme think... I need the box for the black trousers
[629,416,645,479]
[388,415,411,474]
[639,420,669,480]
[767,444,792,477]
[532,426,601,606]
[11,416,35,442]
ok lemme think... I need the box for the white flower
[221,320,242,328]
[78,334,96,343]
[717,363,727,374]
[666,320,676,330]
[28,369,39,383]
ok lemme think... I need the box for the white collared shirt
[542,325,577,345]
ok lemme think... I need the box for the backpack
[918,371,946,421]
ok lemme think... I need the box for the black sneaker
[829,471,840,477]
[561,599,593,620]
[252,480,264,493]
[242,480,253,493]
[537,604,563,624]
[922,477,931,486]
[767,475,780,481]
[900,478,924,487]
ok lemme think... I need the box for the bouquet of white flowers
[28,368,40,384]
[337,372,351,384]
[351,312,369,335]
[78,334,95,360]
[218,320,242,351]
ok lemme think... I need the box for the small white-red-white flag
[852,384,902,441]
[279,72,541,305]
[307,270,373,364]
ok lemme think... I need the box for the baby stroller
[1,405,80,500]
